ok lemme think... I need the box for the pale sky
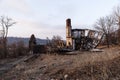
[0,0,119,39]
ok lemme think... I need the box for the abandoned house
[66,18,104,50]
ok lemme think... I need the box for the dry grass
[0,47,120,80]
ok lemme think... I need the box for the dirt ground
[0,47,120,80]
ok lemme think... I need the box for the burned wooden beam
[71,29,104,50]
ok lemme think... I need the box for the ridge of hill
[7,37,47,46]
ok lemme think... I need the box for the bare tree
[113,6,120,43]
[114,6,120,28]
[51,35,64,48]
[47,35,65,53]
[0,16,16,57]
[94,15,115,48]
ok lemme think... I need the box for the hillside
[0,47,120,80]
[7,37,47,46]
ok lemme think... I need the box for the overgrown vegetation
[8,41,28,58]
[94,6,120,47]
[0,47,120,80]
[46,35,66,53]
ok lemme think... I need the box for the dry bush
[48,56,120,80]
[8,41,28,58]
[16,41,28,56]
[0,44,4,58]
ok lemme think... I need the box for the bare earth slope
[0,47,120,80]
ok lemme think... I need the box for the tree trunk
[106,34,110,48]
[118,25,120,44]
[3,38,8,58]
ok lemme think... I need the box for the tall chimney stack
[66,18,71,27]
[66,18,72,47]
[66,18,72,38]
